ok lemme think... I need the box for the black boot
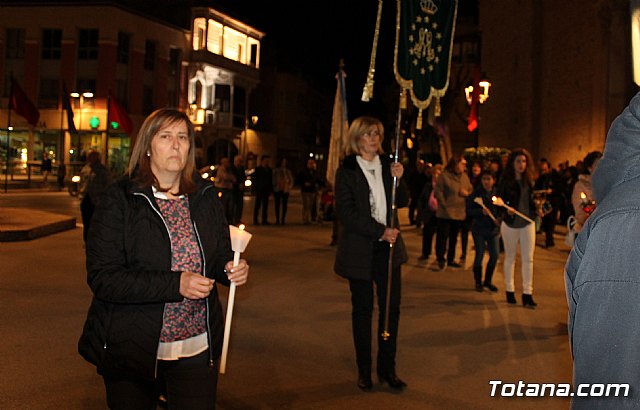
[357,368,373,392]
[522,293,537,309]
[506,291,517,304]
[377,370,407,391]
[473,266,483,292]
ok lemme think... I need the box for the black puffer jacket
[78,175,232,380]
[334,154,409,280]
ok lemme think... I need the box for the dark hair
[583,151,603,172]
[444,154,466,173]
[502,148,536,187]
[128,108,197,195]
[480,169,496,179]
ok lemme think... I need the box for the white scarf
[356,155,387,225]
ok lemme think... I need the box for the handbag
[564,215,577,247]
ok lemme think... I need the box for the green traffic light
[111,121,119,130]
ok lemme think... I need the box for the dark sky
[3,0,476,120]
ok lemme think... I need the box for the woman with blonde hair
[334,116,409,392]
[79,108,249,408]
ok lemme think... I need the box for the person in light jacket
[334,116,409,393]
[434,154,473,270]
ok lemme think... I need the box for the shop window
[207,20,223,54]
[193,18,206,50]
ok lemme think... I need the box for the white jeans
[500,222,536,294]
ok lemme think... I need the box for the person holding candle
[496,148,540,308]
[334,116,409,392]
[571,151,602,233]
[466,170,500,292]
[78,108,249,409]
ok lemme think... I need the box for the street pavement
[0,190,574,409]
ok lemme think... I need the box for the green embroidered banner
[394,0,457,126]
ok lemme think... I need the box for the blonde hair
[344,116,384,156]
[128,108,197,195]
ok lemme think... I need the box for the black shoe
[377,371,407,391]
[506,291,517,304]
[475,283,483,292]
[460,254,466,261]
[357,370,373,392]
[437,260,446,270]
[483,283,498,292]
[448,262,462,268]
[418,255,428,261]
[522,294,537,308]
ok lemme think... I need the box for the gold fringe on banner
[434,96,442,117]
[361,0,384,102]
[416,109,423,130]
[399,89,407,109]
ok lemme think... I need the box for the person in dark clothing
[229,155,246,225]
[466,170,500,292]
[418,164,442,262]
[41,152,52,186]
[407,161,428,227]
[79,150,111,242]
[57,162,66,191]
[334,116,409,393]
[534,158,563,248]
[252,155,272,225]
[299,158,322,224]
[459,160,482,261]
[78,109,249,409]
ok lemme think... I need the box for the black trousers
[541,212,556,246]
[273,191,289,224]
[103,352,218,410]
[421,215,437,257]
[253,192,270,224]
[436,218,462,264]
[80,195,95,243]
[348,242,402,373]
[232,189,244,225]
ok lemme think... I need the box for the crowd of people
[405,148,603,308]
[73,101,610,406]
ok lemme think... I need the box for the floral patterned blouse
[156,196,207,343]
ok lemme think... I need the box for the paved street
[1,190,573,409]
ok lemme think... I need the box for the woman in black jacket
[496,148,538,308]
[78,109,249,409]
[334,116,408,392]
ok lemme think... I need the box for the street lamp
[242,115,258,159]
[70,91,94,131]
[464,73,491,148]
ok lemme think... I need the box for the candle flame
[580,192,586,200]
[491,196,497,202]
[239,224,245,230]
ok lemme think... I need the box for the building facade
[0,2,263,178]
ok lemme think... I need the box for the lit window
[223,26,247,64]
[207,20,222,54]
[193,18,206,50]
[248,38,260,68]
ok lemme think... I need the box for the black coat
[496,177,537,226]
[78,176,232,380]
[334,154,409,280]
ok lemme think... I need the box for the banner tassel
[416,109,423,130]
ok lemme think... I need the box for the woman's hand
[381,227,400,243]
[180,271,214,300]
[225,259,249,286]
[391,162,404,179]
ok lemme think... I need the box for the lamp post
[70,91,94,131]
[242,115,258,160]
[465,75,491,148]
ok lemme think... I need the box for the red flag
[108,93,133,135]
[10,79,40,127]
[467,66,481,132]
